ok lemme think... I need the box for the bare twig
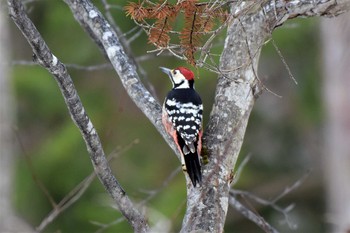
[229,195,279,233]
[36,140,139,232]
[271,39,298,85]
[94,167,181,233]
[138,167,181,206]
[232,189,297,229]
[14,129,57,209]
[7,1,149,232]
[22,0,41,4]
[270,170,310,204]
[12,60,113,71]
[127,28,144,44]
[231,189,297,229]
[231,153,251,186]
[231,171,310,230]
[37,173,96,232]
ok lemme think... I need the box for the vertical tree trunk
[321,12,350,233]
[0,5,33,232]
[181,5,270,232]
[0,3,15,230]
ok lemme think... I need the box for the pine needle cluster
[125,0,229,66]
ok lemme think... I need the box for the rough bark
[321,12,350,233]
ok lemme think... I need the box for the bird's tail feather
[184,152,202,187]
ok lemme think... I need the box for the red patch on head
[176,67,194,80]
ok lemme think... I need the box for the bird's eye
[173,70,177,75]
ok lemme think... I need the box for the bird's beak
[160,67,172,78]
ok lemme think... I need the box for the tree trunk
[321,12,350,233]
[181,4,269,232]
[181,1,350,231]
[0,5,33,232]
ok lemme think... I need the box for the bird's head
[160,66,195,89]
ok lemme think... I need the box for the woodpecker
[160,66,203,187]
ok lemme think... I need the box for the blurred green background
[9,1,327,232]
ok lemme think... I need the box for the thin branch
[137,167,181,206]
[22,0,42,4]
[231,153,251,186]
[7,1,149,232]
[231,171,310,230]
[127,27,144,44]
[37,173,95,232]
[36,140,139,232]
[231,189,297,229]
[229,195,280,233]
[12,58,168,70]
[12,60,113,71]
[14,129,57,210]
[271,39,298,85]
[94,167,181,233]
[92,217,125,233]
[238,17,282,99]
[270,170,311,204]
[99,0,120,35]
